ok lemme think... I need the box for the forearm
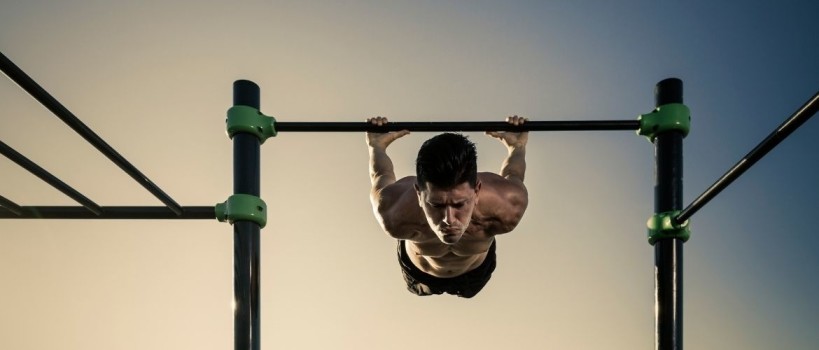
[369,146,397,189]
[500,146,526,182]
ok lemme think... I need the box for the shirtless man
[366,116,529,298]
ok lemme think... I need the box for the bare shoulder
[478,172,527,198]
[374,176,414,203]
[477,172,529,234]
[372,176,425,239]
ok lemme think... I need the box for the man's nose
[442,206,455,225]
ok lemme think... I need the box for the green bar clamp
[647,210,690,245]
[226,105,277,143]
[215,194,268,228]
[637,103,691,142]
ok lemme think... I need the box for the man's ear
[473,180,482,204]
[414,183,423,204]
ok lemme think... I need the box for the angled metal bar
[0,194,23,216]
[676,91,819,223]
[0,140,103,215]
[0,50,183,215]
[275,120,640,132]
[0,206,215,219]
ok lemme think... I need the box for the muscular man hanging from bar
[366,116,529,298]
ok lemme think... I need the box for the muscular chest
[411,229,493,258]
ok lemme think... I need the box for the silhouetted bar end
[656,78,683,106]
[234,80,260,109]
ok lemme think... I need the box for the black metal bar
[653,78,685,350]
[275,120,640,132]
[675,92,819,223]
[0,195,23,216]
[0,139,103,215]
[233,80,261,350]
[0,206,214,219]
[0,50,183,215]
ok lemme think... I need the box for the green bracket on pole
[637,103,691,142]
[226,105,277,143]
[647,210,690,245]
[215,194,268,228]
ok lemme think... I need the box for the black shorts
[397,239,497,298]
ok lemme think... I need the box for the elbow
[500,197,528,233]
[375,211,408,239]
[500,212,525,233]
[380,218,398,237]
[372,205,399,238]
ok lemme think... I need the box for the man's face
[415,181,481,245]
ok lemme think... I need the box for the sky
[1,1,817,349]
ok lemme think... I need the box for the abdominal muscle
[405,238,492,278]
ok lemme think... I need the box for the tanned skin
[367,116,529,278]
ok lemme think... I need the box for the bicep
[370,173,397,195]
[370,176,413,210]
[370,178,419,237]
[482,175,529,233]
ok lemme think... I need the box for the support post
[653,78,685,350]
[233,80,261,350]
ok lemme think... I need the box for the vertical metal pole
[233,80,261,350]
[653,78,684,350]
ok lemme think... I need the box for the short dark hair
[416,133,478,188]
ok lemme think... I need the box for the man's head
[414,133,481,245]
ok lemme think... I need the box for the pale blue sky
[1,1,817,349]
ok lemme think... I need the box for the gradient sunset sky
[1,1,817,349]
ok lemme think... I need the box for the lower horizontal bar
[0,195,24,216]
[275,120,640,132]
[0,206,215,219]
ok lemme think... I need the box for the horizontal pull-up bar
[0,50,183,215]
[0,140,103,215]
[0,206,215,219]
[676,91,819,223]
[274,120,641,132]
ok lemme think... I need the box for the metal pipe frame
[0,195,24,215]
[0,139,103,215]
[0,50,183,215]
[3,46,817,350]
[676,92,819,223]
[0,206,214,219]
[653,78,685,350]
[232,80,262,350]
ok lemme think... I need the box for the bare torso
[403,219,495,277]
[389,173,521,278]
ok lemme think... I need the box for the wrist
[369,145,388,154]
[507,144,526,153]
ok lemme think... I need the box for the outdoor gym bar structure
[2,50,818,350]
